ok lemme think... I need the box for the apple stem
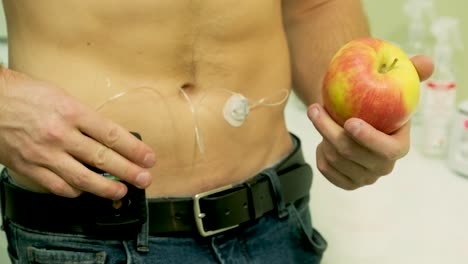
[379,58,399,73]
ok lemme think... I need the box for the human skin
[0,0,433,198]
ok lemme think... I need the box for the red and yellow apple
[322,37,420,134]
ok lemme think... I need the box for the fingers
[309,104,402,190]
[316,142,364,190]
[77,109,156,169]
[19,164,82,198]
[320,139,375,179]
[343,118,411,161]
[47,152,128,200]
[51,105,155,198]
[17,148,126,200]
[66,129,152,190]
[308,104,385,169]
[410,55,434,82]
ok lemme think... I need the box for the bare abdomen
[3,0,294,196]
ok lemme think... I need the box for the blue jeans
[2,139,327,263]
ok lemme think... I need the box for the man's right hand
[0,68,156,200]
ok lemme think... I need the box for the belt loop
[243,180,256,220]
[0,168,8,231]
[263,168,288,219]
[136,199,149,253]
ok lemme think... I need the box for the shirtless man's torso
[3,0,293,197]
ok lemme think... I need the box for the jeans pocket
[26,246,106,264]
[5,221,109,264]
[289,196,328,257]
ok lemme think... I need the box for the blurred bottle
[402,0,436,125]
[447,100,468,177]
[421,16,463,157]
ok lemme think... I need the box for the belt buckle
[193,184,239,237]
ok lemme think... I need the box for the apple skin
[322,37,420,134]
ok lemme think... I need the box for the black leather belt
[0,136,312,238]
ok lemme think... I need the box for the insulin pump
[83,131,147,232]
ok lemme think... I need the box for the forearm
[282,0,370,106]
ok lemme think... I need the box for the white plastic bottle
[421,17,463,157]
[447,100,468,177]
[421,81,457,157]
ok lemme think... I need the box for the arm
[282,0,370,105]
[282,0,434,190]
